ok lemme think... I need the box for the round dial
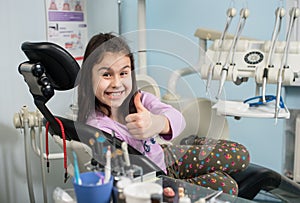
[244,51,264,65]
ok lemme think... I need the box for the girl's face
[92,52,132,111]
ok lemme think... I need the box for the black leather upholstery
[231,163,300,202]
[231,163,281,199]
[21,42,79,91]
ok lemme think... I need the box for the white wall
[0,0,118,202]
[0,0,75,202]
[86,0,119,36]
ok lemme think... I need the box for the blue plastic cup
[73,172,113,203]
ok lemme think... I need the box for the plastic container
[53,187,76,203]
[123,182,163,203]
[73,172,113,203]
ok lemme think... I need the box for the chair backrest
[136,74,161,98]
[164,97,229,145]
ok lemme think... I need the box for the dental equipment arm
[275,7,300,120]
[138,0,147,75]
[164,67,197,100]
[217,8,250,99]
[262,7,285,103]
[206,7,237,93]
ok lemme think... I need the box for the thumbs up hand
[125,92,170,140]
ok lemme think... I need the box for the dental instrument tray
[213,98,290,119]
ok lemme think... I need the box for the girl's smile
[104,90,125,99]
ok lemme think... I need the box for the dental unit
[200,6,300,120]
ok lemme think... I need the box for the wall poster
[45,0,88,64]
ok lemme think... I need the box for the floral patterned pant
[161,137,250,196]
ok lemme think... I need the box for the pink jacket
[86,91,186,173]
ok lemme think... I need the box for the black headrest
[21,42,80,90]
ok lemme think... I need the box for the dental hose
[275,7,299,120]
[45,117,69,183]
[217,8,249,99]
[24,118,36,203]
[38,116,48,203]
[262,7,285,103]
[261,68,268,96]
[206,7,236,93]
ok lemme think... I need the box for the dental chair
[18,41,164,177]
[18,41,300,202]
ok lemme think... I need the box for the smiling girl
[77,33,250,195]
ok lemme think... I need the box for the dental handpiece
[217,65,229,99]
[275,7,299,120]
[266,7,285,67]
[275,75,283,120]
[104,146,111,184]
[206,8,236,93]
[121,142,131,168]
[229,8,249,63]
[217,8,249,99]
[262,7,285,103]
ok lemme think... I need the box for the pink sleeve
[141,91,186,140]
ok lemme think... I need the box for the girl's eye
[120,71,129,77]
[120,67,131,77]
[102,72,111,78]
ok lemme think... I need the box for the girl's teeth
[111,92,121,96]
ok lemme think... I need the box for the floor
[254,192,283,203]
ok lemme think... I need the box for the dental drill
[275,7,300,121]
[206,7,237,93]
[217,8,250,99]
[261,7,285,103]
